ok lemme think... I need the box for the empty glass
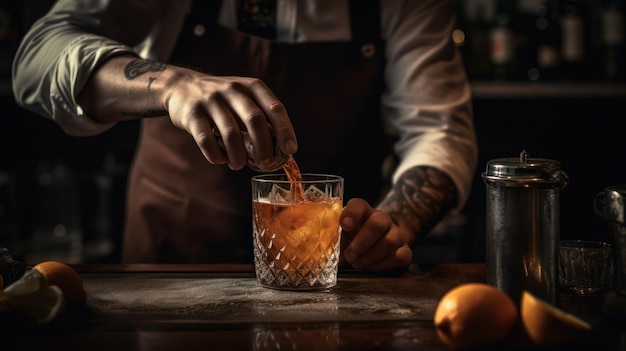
[559,240,614,295]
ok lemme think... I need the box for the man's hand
[339,166,459,272]
[164,68,297,171]
[79,56,298,171]
[339,198,413,271]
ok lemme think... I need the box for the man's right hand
[78,56,298,171]
[163,67,298,170]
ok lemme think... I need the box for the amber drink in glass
[252,170,343,291]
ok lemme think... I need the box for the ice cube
[304,185,327,202]
[269,184,292,203]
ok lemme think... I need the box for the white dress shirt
[12,0,478,210]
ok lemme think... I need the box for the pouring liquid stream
[282,155,305,202]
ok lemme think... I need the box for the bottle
[514,0,537,80]
[516,0,562,81]
[489,0,519,80]
[452,0,470,62]
[600,0,626,81]
[536,0,562,80]
[559,0,592,80]
[29,160,84,264]
[0,2,17,80]
[462,0,496,80]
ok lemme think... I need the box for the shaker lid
[481,150,568,188]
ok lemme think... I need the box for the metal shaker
[594,184,626,295]
[482,150,568,306]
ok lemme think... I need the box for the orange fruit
[32,261,86,307]
[0,269,65,324]
[433,283,519,350]
[520,291,592,346]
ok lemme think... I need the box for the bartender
[12,0,478,271]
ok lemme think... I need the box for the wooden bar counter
[3,263,625,350]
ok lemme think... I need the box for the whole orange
[32,261,86,307]
[433,282,519,350]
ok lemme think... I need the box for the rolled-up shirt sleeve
[11,0,159,136]
[381,0,478,211]
[12,0,477,211]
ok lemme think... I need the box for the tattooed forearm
[124,59,167,82]
[378,166,458,240]
[117,59,168,117]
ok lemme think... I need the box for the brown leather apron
[122,0,389,263]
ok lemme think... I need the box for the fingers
[245,79,298,156]
[340,198,371,231]
[359,245,413,272]
[341,198,413,272]
[206,97,249,170]
[223,81,277,168]
[167,73,297,170]
[207,77,298,170]
[182,92,249,170]
[187,112,228,166]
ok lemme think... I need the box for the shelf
[471,81,626,99]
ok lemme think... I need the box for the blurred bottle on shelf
[454,0,625,82]
[536,0,563,80]
[489,0,520,80]
[78,152,125,263]
[455,0,496,80]
[599,0,626,81]
[0,172,19,254]
[559,0,593,80]
[516,0,562,81]
[27,160,83,265]
[0,1,18,80]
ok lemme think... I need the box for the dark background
[1,0,625,265]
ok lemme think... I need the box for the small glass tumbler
[252,173,344,291]
[559,240,614,295]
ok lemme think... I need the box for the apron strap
[189,0,222,24]
[348,0,381,43]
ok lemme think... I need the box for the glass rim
[252,173,343,184]
[559,239,612,250]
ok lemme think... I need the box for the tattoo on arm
[124,59,167,80]
[148,77,156,91]
[378,166,458,241]
[120,59,168,117]
[124,59,166,91]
